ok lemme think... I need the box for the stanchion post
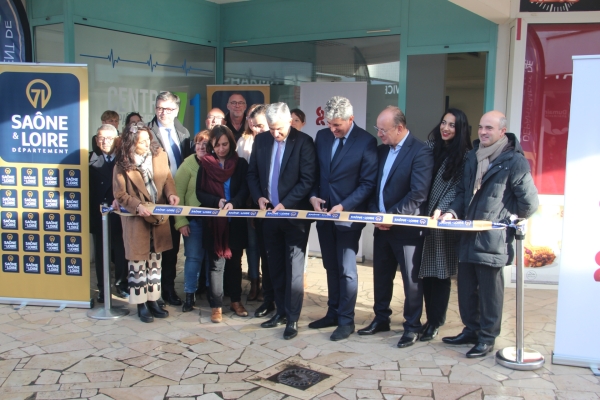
[496,219,544,370]
[87,210,130,320]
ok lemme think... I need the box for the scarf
[473,135,508,195]
[200,153,239,259]
[134,152,158,203]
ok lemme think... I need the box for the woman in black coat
[419,108,472,341]
[196,125,249,323]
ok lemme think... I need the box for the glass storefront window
[224,36,401,135]
[35,24,64,63]
[521,23,600,195]
[74,25,215,140]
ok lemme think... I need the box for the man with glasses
[224,93,247,141]
[358,106,433,348]
[206,108,225,130]
[147,91,192,306]
[308,96,378,341]
[89,124,128,303]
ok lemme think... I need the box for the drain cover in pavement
[246,357,349,400]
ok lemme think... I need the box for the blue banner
[0,0,31,62]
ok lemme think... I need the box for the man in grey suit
[147,91,192,306]
[358,106,433,348]
[441,111,538,358]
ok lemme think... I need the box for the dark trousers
[457,262,504,345]
[255,218,274,303]
[93,213,127,292]
[317,221,362,326]
[422,277,451,327]
[373,231,424,332]
[262,219,309,322]
[207,249,243,308]
[161,216,180,293]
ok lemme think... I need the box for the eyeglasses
[228,101,246,106]
[207,115,224,121]
[156,107,177,114]
[129,122,147,134]
[373,126,395,134]
[195,142,207,148]
[97,136,116,143]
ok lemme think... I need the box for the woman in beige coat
[113,122,180,323]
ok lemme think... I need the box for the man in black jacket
[147,91,192,306]
[89,124,128,303]
[441,111,539,358]
[247,102,317,340]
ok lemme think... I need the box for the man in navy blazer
[309,96,378,341]
[247,102,317,340]
[358,106,433,348]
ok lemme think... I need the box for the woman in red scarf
[196,125,249,323]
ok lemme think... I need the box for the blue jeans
[246,219,260,279]
[183,218,205,294]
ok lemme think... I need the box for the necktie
[106,156,111,164]
[271,141,283,205]
[331,137,345,168]
[166,128,183,168]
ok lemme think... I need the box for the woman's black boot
[137,303,154,323]
[147,300,169,318]
[182,293,195,312]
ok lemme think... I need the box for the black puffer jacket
[447,132,539,267]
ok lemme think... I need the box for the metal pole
[496,220,544,370]
[87,210,129,320]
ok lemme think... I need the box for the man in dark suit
[89,124,128,303]
[147,91,192,306]
[247,102,317,340]
[358,106,433,348]
[308,96,377,341]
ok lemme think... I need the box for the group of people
[90,90,538,359]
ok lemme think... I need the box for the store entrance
[406,52,487,142]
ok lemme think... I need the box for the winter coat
[112,149,177,261]
[446,132,539,267]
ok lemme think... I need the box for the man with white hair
[206,108,225,130]
[309,96,378,341]
[247,102,317,340]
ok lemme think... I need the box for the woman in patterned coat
[113,122,180,323]
[419,109,472,341]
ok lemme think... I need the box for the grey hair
[265,102,291,124]
[499,116,508,130]
[97,124,118,135]
[324,96,353,120]
[155,91,180,107]
[385,106,407,127]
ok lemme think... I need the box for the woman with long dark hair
[196,125,249,323]
[113,122,180,323]
[419,108,473,341]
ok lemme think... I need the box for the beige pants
[128,252,162,304]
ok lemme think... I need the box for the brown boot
[247,279,259,301]
[230,301,248,317]
[211,308,222,323]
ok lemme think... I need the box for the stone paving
[0,254,598,400]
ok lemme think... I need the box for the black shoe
[115,289,129,299]
[420,324,439,341]
[283,322,298,340]
[330,324,355,341]
[466,342,494,358]
[163,290,182,306]
[261,314,287,328]
[308,316,338,329]
[137,303,154,323]
[357,320,390,336]
[97,291,105,304]
[397,331,419,348]
[254,302,275,317]
[182,293,195,312]
[442,332,478,345]
[146,300,169,318]
[157,298,166,308]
